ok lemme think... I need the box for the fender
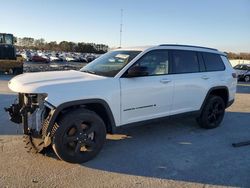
[45,99,116,137]
[199,86,229,112]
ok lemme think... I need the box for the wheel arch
[200,86,229,111]
[46,99,116,136]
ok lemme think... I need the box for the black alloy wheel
[207,99,225,126]
[52,109,106,163]
[63,121,97,154]
[197,95,225,129]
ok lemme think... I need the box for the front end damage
[5,93,54,152]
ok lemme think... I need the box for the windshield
[80,50,141,77]
[234,64,250,70]
[4,34,13,45]
[0,34,13,44]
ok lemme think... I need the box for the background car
[31,55,49,63]
[234,64,250,82]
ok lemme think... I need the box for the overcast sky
[1,0,250,52]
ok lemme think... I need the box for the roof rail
[159,44,218,51]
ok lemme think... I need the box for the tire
[196,95,225,129]
[52,108,106,163]
[23,131,45,153]
[13,67,23,75]
[8,68,14,75]
[244,75,250,82]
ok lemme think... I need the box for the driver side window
[132,50,169,76]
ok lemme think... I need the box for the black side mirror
[126,66,149,77]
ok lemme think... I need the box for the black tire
[8,68,14,75]
[13,67,23,75]
[196,95,225,129]
[23,132,45,153]
[52,108,106,163]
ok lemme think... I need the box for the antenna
[119,8,123,48]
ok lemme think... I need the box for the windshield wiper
[82,70,96,75]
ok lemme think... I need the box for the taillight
[232,73,237,78]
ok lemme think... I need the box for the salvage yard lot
[0,75,250,187]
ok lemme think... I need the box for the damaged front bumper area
[5,93,50,135]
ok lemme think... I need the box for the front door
[119,49,174,125]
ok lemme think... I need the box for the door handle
[160,79,171,84]
[201,75,209,80]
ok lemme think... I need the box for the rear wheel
[244,75,250,82]
[52,109,106,163]
[197,95,225,129]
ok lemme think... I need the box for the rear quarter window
[202,52,225,71]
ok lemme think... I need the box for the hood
[235,69,248,76]
[8,70,106,93]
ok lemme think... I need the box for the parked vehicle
[49,56,61,62]
[86,55,96,62]
[31,55,49,63]
[0,33,23,74]
[5,44,237,163]
[233,64,250,82]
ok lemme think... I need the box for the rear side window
[202,52,225,71]
[171,50,199,74]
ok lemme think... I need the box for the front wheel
[13,67,23,75]
[8,68,14,74]
[197,95,225,129]
[52,109,106,163]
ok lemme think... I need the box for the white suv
[5,44,237,163]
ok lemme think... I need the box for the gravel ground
[0,74,250,188]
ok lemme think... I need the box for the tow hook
[4,104,22,124]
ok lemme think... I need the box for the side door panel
[120,75,174,125]
[170,73,208,115]
[169,50,209,115]
[119,49,174,125]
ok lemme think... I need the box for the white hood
[8,70,121,125]
[8,70,106,93]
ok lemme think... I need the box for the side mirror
[126,66,149,77]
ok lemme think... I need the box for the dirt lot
[0,74,250,188]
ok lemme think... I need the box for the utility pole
[119,9,123,48]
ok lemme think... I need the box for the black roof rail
[159,44,218,51]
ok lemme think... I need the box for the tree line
[14,37,250,58]
[227,52,250,60]
[15,37,109,54]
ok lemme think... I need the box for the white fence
[229,59,250,67]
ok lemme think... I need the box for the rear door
[169,50,209,114]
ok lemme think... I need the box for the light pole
[119,9,123,48]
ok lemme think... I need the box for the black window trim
[197,52,206,72]
[121,49,226,78]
